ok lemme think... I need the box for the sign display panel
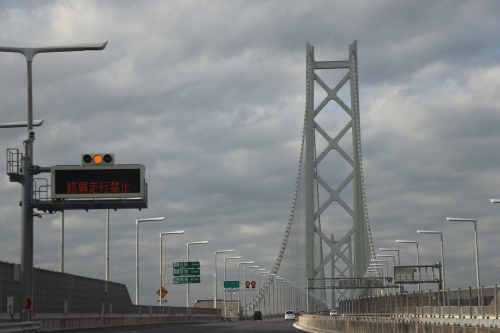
[174,276,200,284]
[224,281,240,289]
[394,266,415,282]
[51,165,145,199]
[173,261,200,269]
[173,268,200,276]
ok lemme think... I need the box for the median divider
[295,315,500,333]
[30,313,222,331]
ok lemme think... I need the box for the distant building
[194,299,240,316]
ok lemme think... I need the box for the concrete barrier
[28,313,222,331]
[296,315,500,333]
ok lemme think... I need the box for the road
[55,318,305,333]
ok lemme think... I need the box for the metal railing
[340,285,498,318]
[0,321,40,333]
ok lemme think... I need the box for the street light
[275,277,284,313]
[417,230,446,289]
[223,256,241,316]
[371,260,388,293]
[237,261,254,315]
[396,239,420,291]
[35,211,64,272]
[446,217,480,287]
[186,241,208,309]
[136,217,165,305]
[214,249,234,309]
[379,248,400,265]
[257,271,270,311]
[251,269,265,310]
[377,254,396,293]
[159,231,184,306]
[243,265,259,317]
[0,41,107,322]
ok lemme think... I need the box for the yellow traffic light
[81,154,114,166]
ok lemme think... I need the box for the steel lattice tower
[305,42,375,309]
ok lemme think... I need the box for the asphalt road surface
[55,318,305,333]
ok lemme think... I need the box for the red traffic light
[251,281,256,288]
[245,281,250,288]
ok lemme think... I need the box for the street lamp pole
[446,217,480,287]
[0,41,108,322]
[237,261,254,316]
[275,277,283,313]
[243,265,259,317]
[251,268,265,309]
[186,241,208,310]
[223,256,241,316]
[214,250,233,309]
[379,248,400,265]
[136,217,165,305]
[396,240,420,291]
[160,231,184,306]
[417,230,445,289]
[377,254,396,293]
[257,272,270,311]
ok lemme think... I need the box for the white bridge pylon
[304,42,376,309]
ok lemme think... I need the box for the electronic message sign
[51,164,145,199]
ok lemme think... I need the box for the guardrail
[0,321,41,333]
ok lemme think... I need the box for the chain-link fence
[0,261,219,315]
[340,285,498,318]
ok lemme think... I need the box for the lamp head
[160,230,184,236]
[446,217,477,223]
[417,230,442,235]
[396,240,418,244]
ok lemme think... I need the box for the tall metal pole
[223,256,241,315]
[446,218,480,287]
[0,42,108,322]
[159,232,185,306]
[105,210,109,293]
[135,221,139,305]
[213,250,233,309]
[440,233,446,289]
[160,234,163,307]
[135,217,165,305]
[236,261,253,316]
[60,211,64,273]
[186,241,208,310]
[473,222,480,287]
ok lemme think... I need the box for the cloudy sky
[1,0,500,307]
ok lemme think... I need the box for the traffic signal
[81,153,114,166]
[245,281,250,289]
[251,281,256,289]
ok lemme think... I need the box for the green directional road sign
[174,276,200,284]
[173,261,200,269]
[173,268,200,276]
[224,281,240,289]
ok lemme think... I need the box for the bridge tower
[304,42,375,309]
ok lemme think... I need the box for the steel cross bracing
[305,42,375,310]
[247,42,376,312]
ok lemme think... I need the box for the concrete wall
[297,316,500,333]
[33,313,221,331]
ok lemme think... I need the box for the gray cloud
[1,0,500,306]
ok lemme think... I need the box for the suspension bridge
[245,41,379,314]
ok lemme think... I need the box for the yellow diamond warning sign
[156,286,168,298]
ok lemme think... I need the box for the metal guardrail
[0,321,41,333]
